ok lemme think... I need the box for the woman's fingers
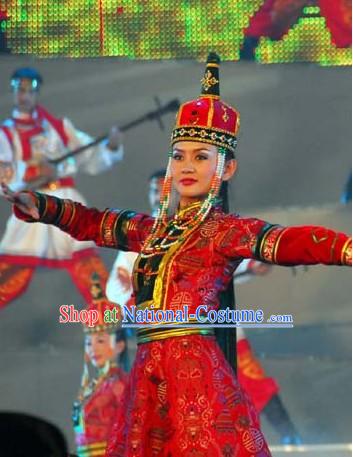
[1,182,17,203]
[17,193,39,219]
[28,206,40,219]
[0,183,39,219]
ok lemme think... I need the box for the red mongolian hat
[171,52,239,154]
[84,272,121,334]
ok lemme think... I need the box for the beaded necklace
[140,146,227,258]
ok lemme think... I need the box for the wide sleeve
[216,215,351,266]
[13,192,153,253]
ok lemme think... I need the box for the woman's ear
[223,159,237,181]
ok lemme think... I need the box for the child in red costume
[72,274,129,457]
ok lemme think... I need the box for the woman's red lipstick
[179,178,197,186]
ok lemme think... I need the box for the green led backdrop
[0,0,351,65]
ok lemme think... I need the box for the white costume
[106,251,138,307]
[0,108,123,264]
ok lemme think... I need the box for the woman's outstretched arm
[218,214,351,267]
[254,223,351,266]
[1,183,153,252]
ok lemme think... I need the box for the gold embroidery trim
[273,227,288,263]
[111,211,120,247]
[341,237,352,265]
[176,200,202,218]
[235,114,240,135]
[174,123,238,136]
[40,194,48,220]
[259,226,282,262]
[222,101,240,135]
[76,441,107,452]
[67,202,76,227]
[170,136,236,152]
[101,209,125,247]
[330,233,339,263]
[137,327,215,344]
[207,97,214,128]
[200,94,220,100]
[57,199,66,224]
[222,105,229,123]
[99,209,110,244]
[311,228,329,244]
[201,70,219,91]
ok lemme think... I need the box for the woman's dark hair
[115,328,132,372]
[215,148,237,373]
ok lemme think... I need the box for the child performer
[72,274,129,457]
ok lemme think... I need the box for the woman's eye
[172,154,183,160]
[196,154,208,160]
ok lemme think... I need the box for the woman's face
[171,141,236,208]
[171,141,218,207]
[85,332,122,369]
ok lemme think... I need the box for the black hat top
[200,52,220,98]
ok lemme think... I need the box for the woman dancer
[2,53,351,457]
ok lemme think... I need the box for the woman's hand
[1,182,39,219]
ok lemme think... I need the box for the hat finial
[200,52,220,97]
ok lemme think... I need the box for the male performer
[0,67,124,308]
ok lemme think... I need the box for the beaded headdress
[83,272,121,334]
[171,52,239,153]
[141,52,240,257]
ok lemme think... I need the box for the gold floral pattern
[200,70,219,91]
[341,237,352,265]
[106,335,271,456]
[258,225,284,263]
